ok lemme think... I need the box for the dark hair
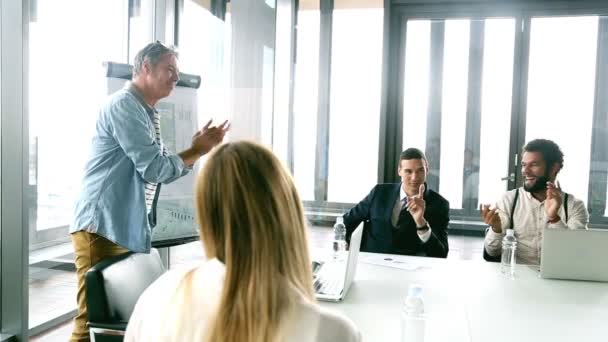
[399,148,428,168]
[523,139,564,171]
[132,41,178,77]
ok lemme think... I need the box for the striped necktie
[397,197,408,227]
[144,110,166,226]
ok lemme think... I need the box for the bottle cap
[336,216,344,224]
[408,284,423,297]
[506,229,515,237]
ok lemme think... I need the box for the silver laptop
[540,228,608,282]
[313,224,363,302]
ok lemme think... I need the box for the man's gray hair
[132,41,179,77]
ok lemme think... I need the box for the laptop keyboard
[313,262,345,295]
[314,275,343,295]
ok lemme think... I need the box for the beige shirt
[125,258,361,342]
[484,188,588,265]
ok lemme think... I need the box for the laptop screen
[541,228,608,282]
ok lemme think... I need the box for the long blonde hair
[195,141,314,342]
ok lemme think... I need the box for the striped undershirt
[144,110,167,213]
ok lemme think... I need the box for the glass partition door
[400,17,516,220]
[397,11,608,228]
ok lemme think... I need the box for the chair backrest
[86,249,165,324]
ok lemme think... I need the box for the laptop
[540,228,608,282]
[313,224,363,302]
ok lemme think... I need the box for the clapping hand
[545,180,562,222]
[192,119,230,155]
[480,204,502,233]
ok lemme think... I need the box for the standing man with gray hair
[69,42,229,341]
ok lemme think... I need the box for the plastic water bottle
[401,284,425,342]
[501,229,517,278]
[332,216,347,260]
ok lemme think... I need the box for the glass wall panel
[292,1,320,201]
[271,0,294,163]
[179,0,232,129]
[402,20,431,152]
[477,18,515,206]
[401,18,515,212]
[261,45,276,148]
[129,0,155,61]
[28,0,128,329]
[327,2,383,203]
[525,16,598,206]
[29,0,127,237]
[588,16,608,220]
[438,19,470,209]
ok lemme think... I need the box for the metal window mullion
[154,0,168,43]
[126,0,133,62]
[1,0,28,339]
[425,20,444,192]
[162,0,179,46]
[587,17,608,221]
[379,11,405,183]
[173,0,183,47]
[462,20,484,214]
[286,0,299,173]
[314,0,333,202]
[507,16,530,190]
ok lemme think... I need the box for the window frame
[388,2,608,231]
[1,0,28,339]
[301,0,608,232]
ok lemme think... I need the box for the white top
[124,258,361,342]
[391,185,432,242]
[484,188,588,265]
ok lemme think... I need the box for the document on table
[359,254,425,271]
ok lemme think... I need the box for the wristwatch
[416,221,430,231]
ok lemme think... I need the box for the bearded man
[480,139,588,265]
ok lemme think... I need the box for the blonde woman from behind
[125,141,361,342]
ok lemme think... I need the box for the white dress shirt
[391,185,432,243]
[484,188,588,265]
[125,258,361,342]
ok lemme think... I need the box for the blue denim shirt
[71,83,190,253]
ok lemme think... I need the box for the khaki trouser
[70,231,129,342]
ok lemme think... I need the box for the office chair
[86,248,165,342]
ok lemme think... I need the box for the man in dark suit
[343,148,449,258]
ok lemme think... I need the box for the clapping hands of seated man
[480,180,563,232]
[407,184,429,233]
[480,139,589,265]
[545,180,562,223]
[480,204,502,234]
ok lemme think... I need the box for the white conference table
[318,252,608,342]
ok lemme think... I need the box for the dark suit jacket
[343,183,449,258]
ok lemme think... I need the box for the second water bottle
[501,229,517,278]
[401,284,425,342]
